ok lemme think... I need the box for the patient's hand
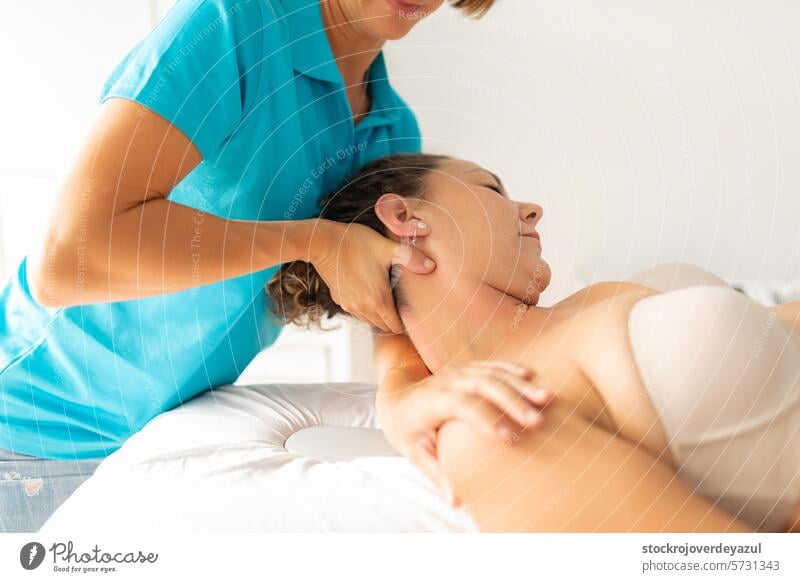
[380,360,553,506]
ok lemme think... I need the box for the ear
[374,193,431,239]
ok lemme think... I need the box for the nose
[518,202,543,226]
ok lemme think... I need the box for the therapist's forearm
[31,198,325,307]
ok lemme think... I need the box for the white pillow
[41,383,477,532]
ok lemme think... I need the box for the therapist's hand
[379,360,554,506]
[310,219,435,333]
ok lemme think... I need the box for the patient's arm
[373,333,551,441]
[373,332,431,417]
[373,332,554,502]
[437,398,752,532]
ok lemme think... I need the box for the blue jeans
[0,446,103,532]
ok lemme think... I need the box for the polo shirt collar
[282,0,400,127]
[358,50,400,129]
[283,0,342,84]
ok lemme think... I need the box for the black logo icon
[19,542,46,570]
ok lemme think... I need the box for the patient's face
[421,159,551,304]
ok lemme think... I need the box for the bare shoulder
[557,280,662,312]
[545,281,663,342]
[551,281,664,341]
[561,281,674,461]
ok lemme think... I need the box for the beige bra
[625,262,800,531]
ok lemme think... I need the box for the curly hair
[266,152,450,327]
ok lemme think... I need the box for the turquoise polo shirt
[0,0,421,460]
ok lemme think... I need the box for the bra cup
[630,286,800,440]
[628,285,800,530]
[626,261,731,293]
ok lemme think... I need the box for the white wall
[0,1,156,278]
[385,0,800,303]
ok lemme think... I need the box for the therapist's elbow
[26,236,96,308]
[26,250,72,309]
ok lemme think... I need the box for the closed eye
[483,183,506,198]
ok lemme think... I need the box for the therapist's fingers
[376,287,404,334]
[353,288,402,334]
[330,289,388,333]
[347,301,389,333]
[361,309,391,334]
[391,243,436,275]
[368,313,397,335]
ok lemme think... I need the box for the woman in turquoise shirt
[0,0,543,533]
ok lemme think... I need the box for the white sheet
[40,382,477,532]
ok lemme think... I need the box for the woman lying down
[267,153,800,533]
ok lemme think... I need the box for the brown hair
[266,152,451,327]
[450,0,496,17]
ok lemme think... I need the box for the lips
[387,0,425,14]
[520,231,541,241]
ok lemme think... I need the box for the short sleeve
[100,0,266,159]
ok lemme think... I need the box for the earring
[417,220,428,230]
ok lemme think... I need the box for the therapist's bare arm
[28,99,319,306]
[26,98,431,333]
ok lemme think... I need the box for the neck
[320,0,385,87]
[399,265,549,373]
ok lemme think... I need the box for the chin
[369,20,417,40]
[533,260,552,293]
[511,261,552,305]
